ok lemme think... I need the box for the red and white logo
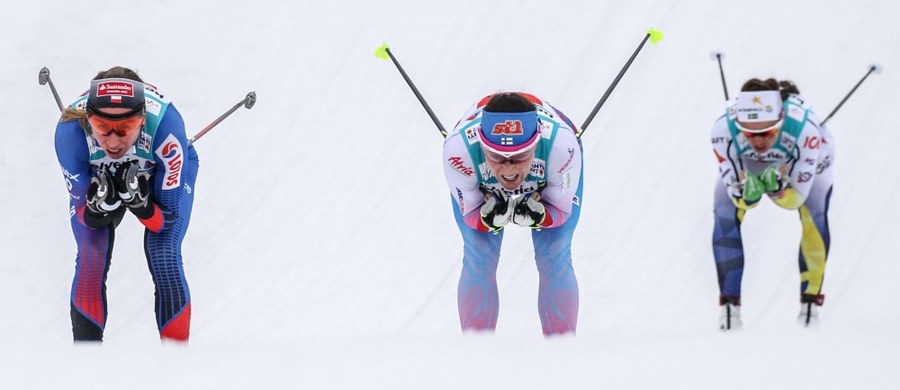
[155,133,183,190]
[448,156,473,176]
[492,120,523,135]
[96,81,135,98]
[803,136,820,149]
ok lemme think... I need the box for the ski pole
[710,51,729,101]
[38,67,64,112]
[820,64,881,126]
[580,28,664,136]
[375,43,447,138]
[189,91,257,145]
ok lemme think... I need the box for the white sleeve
[442,133,483,216]
[542,130,581,214]
[784,122,822,201]
[711,116,742,198]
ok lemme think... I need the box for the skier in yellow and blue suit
[710,78,835,331]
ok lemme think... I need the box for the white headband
[735,91,782,123]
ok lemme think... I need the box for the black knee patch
[71,302,104,341]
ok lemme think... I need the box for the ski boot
[719,295,742,331]
[798,293,824,328]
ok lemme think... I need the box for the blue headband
[478,111,540,156]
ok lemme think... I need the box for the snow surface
[2,0,899,388]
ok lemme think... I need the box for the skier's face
[738,118,781,153]
[483,148,535,190]
[87,109,144,159]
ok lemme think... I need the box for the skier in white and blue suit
[55,67,198,342]
[442,92,583,336]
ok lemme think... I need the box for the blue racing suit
[55,83,198,341]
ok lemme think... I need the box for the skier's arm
[55,118,104,228]
[141,105,191,233]
[538,130,582,228]
[711,117,757,210]
[442,133,494,232]
[770,123,821,210]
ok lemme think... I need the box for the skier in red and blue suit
[54,67,198,342]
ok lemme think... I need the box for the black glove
[512,192,546,229]
[480,188,513,233]
[84,167,125,228]
[113,160,154,219]
[86,167,121,215]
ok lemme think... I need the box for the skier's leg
[531,173,582,336]
[69,208,125,341]
[144,153,198,341]
[798,166,833,299]
[797,134,835,325]
[713,182,746,301]
[452,198,503,332]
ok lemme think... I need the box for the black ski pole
[820,64,881,126]
[189,92,256,145]
[375,43,447,138]
[38,67,64,112]
[710,51,729,101]
[580,28,664,136]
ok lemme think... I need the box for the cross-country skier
[442,92,583,336]
[55,67,198,342]
[711,78,835,330]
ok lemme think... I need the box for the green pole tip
[647,28,664,44]
[375,43,390,60]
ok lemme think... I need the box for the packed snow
[1,0,898,388]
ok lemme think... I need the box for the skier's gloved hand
[758,166,783,194]
[512,192,546,229]
[113,160,154,219]
[741,171,764,204]
[86,167,121,214]
[480,189,513,233]
[114,161,150,207]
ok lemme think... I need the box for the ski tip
[647,28,664,44]
[375,43,390,60]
